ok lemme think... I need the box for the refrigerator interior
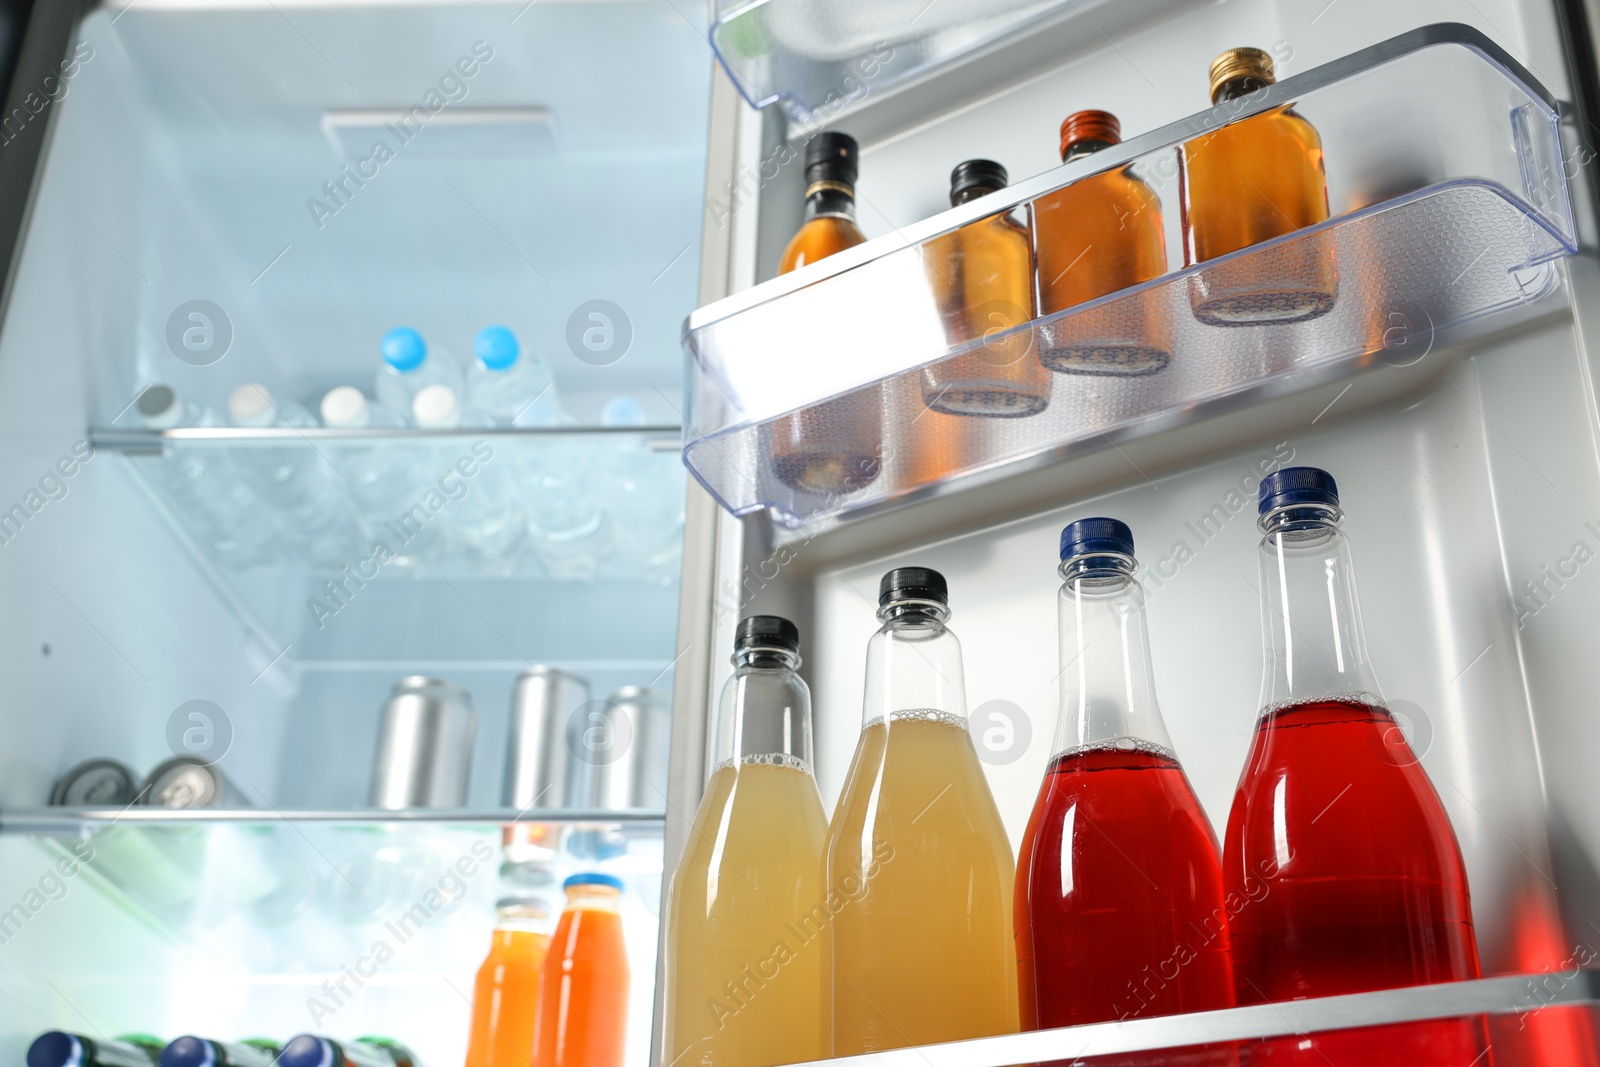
[676,0,1600,1056]
[0,1,710,1064]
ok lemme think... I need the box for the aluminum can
[51,758,139,806]
[369,676,476,809]
[580,686,671,810]
[502,666,589,811]
[142,757,245,808]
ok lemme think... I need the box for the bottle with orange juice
[823,567,1018,1053]
[466,895,549,1067]
[534,873,630,1067]
[664,616,828,1067]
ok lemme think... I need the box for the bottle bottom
[772,450,881,496]
[921,383,1049,418]
[1040,342,1171,376]
[1190,285,1337,327]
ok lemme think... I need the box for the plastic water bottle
[375,326,464,424]
[467,325,561,427]
[228,383,364,567]
[135,385,275,568]
[597,396,681,585]
[413,384,526,567]
[320,386,414,534]
[528,437,607,581]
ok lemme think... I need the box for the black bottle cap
[878,567,948,607]
[805,131,859,186]
[1059,517,1135,561]
[949,159,1008,203]
[1258,466,1340,514]
[734,614,800,653]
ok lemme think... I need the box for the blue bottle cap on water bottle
[28,1033,83,1067]
[277,1036,335,1067]
[381,327,426,372]
[564,872,624,891]
[475,325,519,371]
[1258,466,1339,514]
[1059,517,1134,561]
[160,1037,215,1067]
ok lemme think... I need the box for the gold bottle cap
[1209,47,1275,102]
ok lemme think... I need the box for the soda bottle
[160,1037,279,1067]
[1016,518,1232,1031]
[1227,467,1483,1063]
[28,1033,161,1067]
[464,895,550,1067]
[278,1036,417,1067]
[664,616,828,1067]
[533,873,630,1067]
[823,567,1017,1053]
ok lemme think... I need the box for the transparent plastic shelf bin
[710,0,1124,125]
[682,24,1577,527]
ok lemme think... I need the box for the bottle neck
[862,601,967,726]
[564,886,620,912]
[1256,504,1382,712]
[711,645,814,772]
[1054,557,1173,756]
[1213,74,1273,104]
[949,183,1000,207]
[804,181,857,222]
[1061,138,1114,164]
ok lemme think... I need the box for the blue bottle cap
[475,325,519,371]
[277,1036,335,1067]
[1258,466,1339,514]
[600,395,646,427]
[564,872,624,891]
[1059,517,1134,561]
[159,1038,214,1067]
[28,1033,84,1067]
[381,327,427,372]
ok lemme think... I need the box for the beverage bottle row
[464,874,630,1067]
[771,45,1332,498]
[26,1033,419,1067]
[662,466,1486,1067]
[132,380,679,580]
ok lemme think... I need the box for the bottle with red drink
[1016,518,1233,1033]
[1228,467,1483,1063]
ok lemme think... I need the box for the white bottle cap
[321,386,371,428]
[137,384,182,430]
[413,384,463,429]
[229,383,276,428]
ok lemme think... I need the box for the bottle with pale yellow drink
[664,615,829,1067]
[824,567,1018,1054]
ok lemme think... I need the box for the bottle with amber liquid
[1034,111,1170,375]
[772,132,883,497]
[1180,47,1335,325]
[920,160,1051,417]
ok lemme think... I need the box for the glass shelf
[758,970,1599,1066]
[711,0,1099,124]
[683,24,1577,526]
[1,808,667,834]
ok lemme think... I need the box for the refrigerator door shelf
[748,969,1600,1066]
[683,24,1577,528]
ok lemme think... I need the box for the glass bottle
[1227,467,1483,1064]
[160,1038,278,1067]
[920,160,1051,417]
[464,896,549,1067]
[772,132,882,498]
[1016,519,1232,1033]
[1034,111,1170,375]
[1180,48,1336,325]
[664,616,828,1067]
[27,1034,161,1067]
[533,873,630,1067]
[823,568,1017,1053]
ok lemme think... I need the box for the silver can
[502,666,589,811]
[369,676,476,809]
[579,686,672,810]
[51,758,139,806]
[142,757,245,808]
